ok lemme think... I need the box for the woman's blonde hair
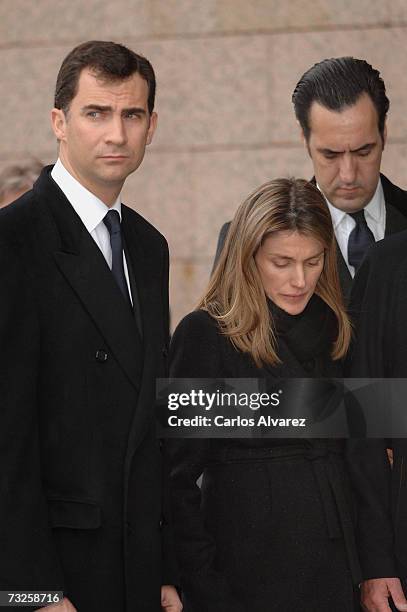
[198,178,351,367]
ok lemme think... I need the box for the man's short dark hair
[54,40,156,115]
[292,57,389,141]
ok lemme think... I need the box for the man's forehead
[73,68,149,107]
[307,96,381,150]
[308,94,379,135]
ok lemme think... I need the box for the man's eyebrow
[317,147,343,155]
[81,104,112,112]
[351,142,376,153]
[121,107,147,115]
[317,142,377,155]
[81,104,147,115]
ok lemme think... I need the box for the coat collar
[381,173,407,236]
[51,158,123,233]
[311,173,407,297]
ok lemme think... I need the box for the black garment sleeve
[345,439,396,579]
[166,312,244,609]
[0,243,65,594]
[169,310,222,378]
[159,240,180,586]
[346,248,398,579]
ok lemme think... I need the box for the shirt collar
[51,158,122,233]
[318,178,384,228]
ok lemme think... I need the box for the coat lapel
[336,174,407,299]
[381,173,407,235]
[37,167,143,391]
[54,240,144,390]
[121,205,163,451]
[382,173,407,222]
[385,203,407,236]
[335,244,353,300]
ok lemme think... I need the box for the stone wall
[1,1,406,327]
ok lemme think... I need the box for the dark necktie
[347,210,375,271]
[103,210,132,305]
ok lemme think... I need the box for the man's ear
[382,119,387,150]
[51,108,68,142]
[146,111,158,146]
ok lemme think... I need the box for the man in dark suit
[0,41,181,612]
[346,235,407,612]
[214,57,407,298]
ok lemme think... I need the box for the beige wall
[1,1,406,328]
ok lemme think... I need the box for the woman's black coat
[167,298,360,612]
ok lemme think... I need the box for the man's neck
[58,155,122,207]
[316,179,382,218]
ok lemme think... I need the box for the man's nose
[339,154,357,185]
[105,117,127,146]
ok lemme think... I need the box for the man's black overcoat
[0,167,176,611]
[346,228,407,581]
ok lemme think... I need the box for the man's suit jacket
[213,174,407,297]
[346,229,407,581]
[0,167,177,611]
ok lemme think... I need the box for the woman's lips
[281,293,307,300]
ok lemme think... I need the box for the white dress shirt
[322,179,386,278]
[51,158,133,302]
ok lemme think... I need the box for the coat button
[162,347,168,358]
[95,349,108,363]
[126,521,133,535]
